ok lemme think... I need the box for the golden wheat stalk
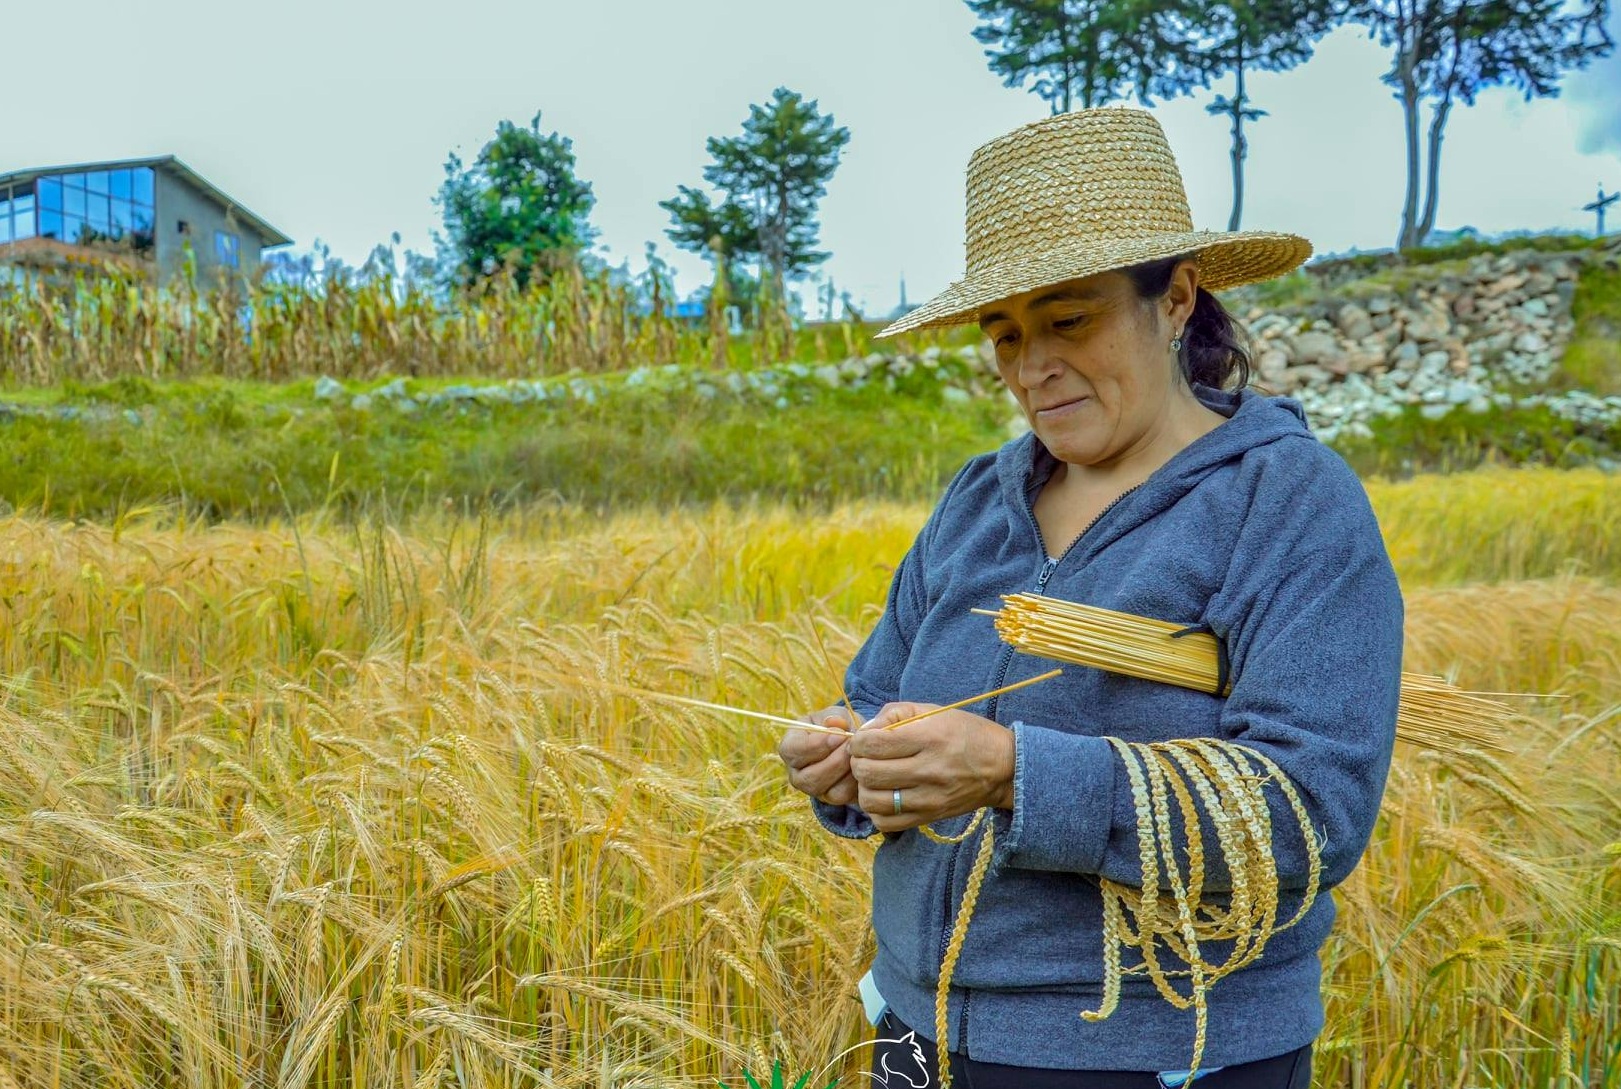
[976,594,1519,756]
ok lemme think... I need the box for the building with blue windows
[0,155,291,284]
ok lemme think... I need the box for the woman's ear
[1165,259,1199,331]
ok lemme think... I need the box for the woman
[776,108,1403,1088]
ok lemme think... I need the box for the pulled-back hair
[1121,255,1252,391]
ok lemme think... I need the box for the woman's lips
[1035,396,1089,419]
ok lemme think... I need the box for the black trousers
[869,1009,1313,1089]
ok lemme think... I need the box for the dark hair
[1121,255,1252,391]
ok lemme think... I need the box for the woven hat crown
[876,106,1311,338]
[965,109,1193,277]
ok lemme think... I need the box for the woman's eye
[1053,316,1083,330]
[995,332,1019,348]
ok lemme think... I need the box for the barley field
[0,467,1617,1088]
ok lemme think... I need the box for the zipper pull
[1035,556,1059,592]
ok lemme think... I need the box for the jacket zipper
[943,475,1147,1055]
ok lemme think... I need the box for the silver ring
[893,788,903,815]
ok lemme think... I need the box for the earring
[1170,333,1183,353]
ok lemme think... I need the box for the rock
[1404,309,1452,343]
[1335,303,1374,340]
[1257,348,1291,380]
[1445,380,1482,405]
[1289,331,1344,369]
[314,376,345,400]
[1482,271,1527,298]
[1365,294,1396,315]
[1278,364,1330,392]
[1248,314,1292,338]
[1392,341,1422,368]
[350,394,372,411]
[1514,331,1548,353]
[1556,281,1577,305]
[1451,292,1476,318]
[1520,298,1550,319]
[1420,350,1452,372]
[1420,402,1452,420]
[1371,311,1395,331]
[1346,351,1383,375]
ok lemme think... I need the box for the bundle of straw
[979,592,1517,756]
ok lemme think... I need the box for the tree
[433,111,597,290]
[1354,0,1614,250]
[966,0,1158,113]
[661,87,851,313]
[1164,0,1337,230]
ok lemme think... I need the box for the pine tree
[661,87,851,318]
[966,0,1151,112]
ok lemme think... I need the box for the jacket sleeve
[987,449,1405,893]
[810,460,979,841]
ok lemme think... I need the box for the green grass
[0,378,1012,521]
[5,370,1620,522]
[1314,231,1606,281]
[1559,261,1621,395]
[1332,401,1621,478]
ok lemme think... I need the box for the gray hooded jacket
[812,382,1404,1071]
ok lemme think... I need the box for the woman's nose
[1016,332,1067,388]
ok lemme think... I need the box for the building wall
[154,169,271,284]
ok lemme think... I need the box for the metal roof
[0,154,293,247]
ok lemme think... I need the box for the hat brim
[876,229,1311,339]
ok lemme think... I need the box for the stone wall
[1233,237,1621,442]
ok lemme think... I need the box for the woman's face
[978,263,1198,472]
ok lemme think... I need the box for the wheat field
[0,467,1617,1088]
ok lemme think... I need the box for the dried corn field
[0,262,964,385]
[0,469,1617,1088]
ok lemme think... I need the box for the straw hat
[876,107,1312,339]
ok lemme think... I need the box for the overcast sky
[3,0,1618,315]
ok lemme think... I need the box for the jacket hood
[995,383,1317,558]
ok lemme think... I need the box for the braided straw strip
[920,736,1319,1089]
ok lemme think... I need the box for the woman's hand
[848,703,1015,834]
[777,705,863,807]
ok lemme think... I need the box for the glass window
[38,177,61,211]
[0,215,10,246]
[110,200,130,237]
[109,169,132,200]
[62,172,86,190]
[87,194,110,235]
[130,211,154,249]
[39,209,62,240]
[132,167,154,205]
[62,214,85,244]
[13,194,34,229]
[215,229,240,268]
[65,186,86,218]
[14,205,34,241]
[86,171,109,195]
